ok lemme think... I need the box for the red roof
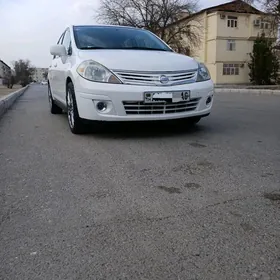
[173,0,264,26]
[202,0,263,15]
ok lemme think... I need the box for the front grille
[123,98,200,115]
[113,70,197,86]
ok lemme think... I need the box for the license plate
[144,91,190,103]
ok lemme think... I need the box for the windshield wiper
[79,46,106,50]
[124,47,169,51]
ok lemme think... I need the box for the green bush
[248,33,279,85]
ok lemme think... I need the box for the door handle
[53,64,57,67]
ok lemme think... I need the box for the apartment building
[32,68,48,82]
[0,60,12,84]
[176,0,277,84]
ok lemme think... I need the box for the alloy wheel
[48,86,52,108]
[67,90,75,129]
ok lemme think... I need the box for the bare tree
[260,0,280,14]
[260,0,280,21]
[257,0,280,39]
[242,0,256,4]
[97,0,202,55]
[12,59,34,87]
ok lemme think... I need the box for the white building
[32,68,48,82]
[174,0,276,84]
[0,60,12,84]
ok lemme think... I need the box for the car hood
[77,50,199,71]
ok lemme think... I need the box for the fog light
[96,101,107,112]
[206,96,212,105]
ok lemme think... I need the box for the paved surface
[0,85,280,280]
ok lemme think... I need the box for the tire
[66,82,86,134]
[48,83,62,114]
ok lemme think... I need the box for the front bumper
[74,77,214,121]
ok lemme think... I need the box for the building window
[227,40,236,51]
[260,21,270,29]
[227,16,238,28]
[223,64,239,75]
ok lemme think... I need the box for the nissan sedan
[48,25,214,134]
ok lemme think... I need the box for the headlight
[196,63,211,82]
[77,60,122,84]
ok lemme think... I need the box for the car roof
[72,24,142,30]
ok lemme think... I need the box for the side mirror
[50,45,67,57]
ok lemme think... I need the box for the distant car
[48,25,214,134]
[41,81,47,85]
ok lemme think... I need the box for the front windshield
[73,26,173,52]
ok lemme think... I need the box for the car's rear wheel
[66,82,86,134]
[48,83,62,114]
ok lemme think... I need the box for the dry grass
[0,85,22,98]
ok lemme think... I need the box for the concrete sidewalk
[0,85,29,119]
[214,87,280,95]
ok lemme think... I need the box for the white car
[48,25,214,134]
[41,81,48,85]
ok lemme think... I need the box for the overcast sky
[0,0,231,68]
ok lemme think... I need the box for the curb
[214,88,280,95]
[0,85,29,119]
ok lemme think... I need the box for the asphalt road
[0,85,280,280]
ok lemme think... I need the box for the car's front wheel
[66,82,86,134]
[48,83,62,114]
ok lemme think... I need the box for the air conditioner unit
[220,14,226,19]
[254,19,260,26]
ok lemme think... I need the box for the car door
[49,32,65,100]
[55,28,72,104]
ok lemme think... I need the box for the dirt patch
[156,186,182,194]
[0,85,22,97]
[240,222,256,233]
[263,192,280,201]
[189,142,207,148]
[172,160,214,175]
[197,161,214,169]
[261,173,274,178]
[229,211,242,218]
[184,183,202,189]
